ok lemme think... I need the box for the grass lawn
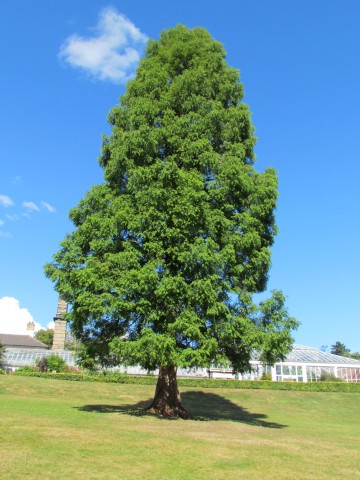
[1,375,359,479]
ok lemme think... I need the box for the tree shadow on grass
[75,391,287,428]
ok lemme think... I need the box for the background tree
[45,25,298,418]
[331,341,350,357]
[329,341,359,360]
[34,329,54,348]
[0,341,5,367]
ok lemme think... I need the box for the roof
[284,344,360,365]
[0,334,49,349]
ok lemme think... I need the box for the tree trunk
[146,365,190,419]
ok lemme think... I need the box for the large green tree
[45,26,298,418]
[34,329,54,348]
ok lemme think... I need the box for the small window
[282,366,290,375]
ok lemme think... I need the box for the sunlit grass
[1,375,359,479]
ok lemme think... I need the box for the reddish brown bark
[146,365,190,419]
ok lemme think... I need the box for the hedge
[12,371,360,392]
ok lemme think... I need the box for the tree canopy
[34,329,54,348]
[45,25,298,417]
[331,341,351,357]
[330,341,359,359]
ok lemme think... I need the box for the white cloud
[59,7,147,83]
[0,297,43,335]
[41,201,56,213]
[22,201,40,212]
[47,321,55,330]
[0,195,14,207]
[6,214,20,221]
[0,220,4,226]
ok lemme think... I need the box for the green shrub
[36,357,49,372]
[47,355,67,372]
[16,366,37,373]
[320,371,343,382]
[260,372,272,381]
[36,354,68,373]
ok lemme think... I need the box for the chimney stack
[26,321,35,336]
[52,296,68,350]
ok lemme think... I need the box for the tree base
[146,365,191,419]
[146,402,190,419]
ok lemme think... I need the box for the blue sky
[0,0,359,351]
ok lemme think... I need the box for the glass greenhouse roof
[282,344,360,365]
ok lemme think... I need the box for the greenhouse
[2,339,359,382]
[270,344,360,383]
[3,348,77,370]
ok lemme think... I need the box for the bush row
[13,370,158,385]
[12,370,360,392]
[178,378,360,392]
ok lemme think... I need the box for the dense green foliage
[45,25,297,375]
[13,371,360,393]
[36,354,68,373]
[34,329,54,348]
